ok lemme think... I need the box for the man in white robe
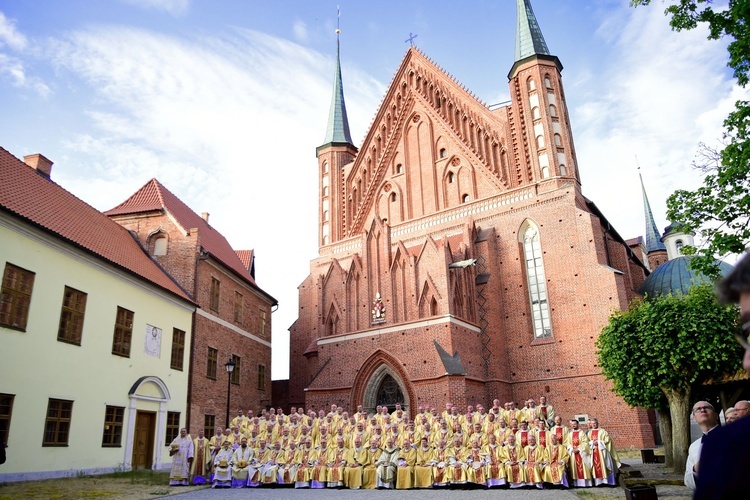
[231,437,255,488]
[212,441,233,488]
[169,428,194,486]
[375,437,400,489]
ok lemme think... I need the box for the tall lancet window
[521,221,552,338]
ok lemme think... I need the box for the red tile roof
[106,179,276,305]
[0,147,193,303]
[236,249,254,274]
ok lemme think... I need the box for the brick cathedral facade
[287,0,655,448]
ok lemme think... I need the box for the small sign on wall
[144,324,162,357]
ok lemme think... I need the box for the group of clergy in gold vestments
[176,397,621,489]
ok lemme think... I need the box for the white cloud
[0,11,48,96]
[0,11,27,50]
[45,24,383,379]
[0,53,50,97]
[292,20,308,43]
[121,0,190,16]
[571,4,748,242]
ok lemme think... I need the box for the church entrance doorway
[362,363,409,415]
[132,410,155,469]
[376,374,404,413]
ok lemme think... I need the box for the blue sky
[0,0,744,379]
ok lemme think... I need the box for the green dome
[639,256,733,298]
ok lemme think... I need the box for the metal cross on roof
[405,32,418,46]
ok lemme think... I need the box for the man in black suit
[694,252,750,499]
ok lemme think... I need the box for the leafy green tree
[597,283,741,474]
[631,1,750,279]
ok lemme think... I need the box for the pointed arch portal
[358,358,411,415]
[363,366,407,414]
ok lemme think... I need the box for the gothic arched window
[152,235,167,256]
[376,374,404,411]
[521,222,552,338]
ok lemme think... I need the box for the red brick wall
[109,210,274,434]
[286,50,655,449]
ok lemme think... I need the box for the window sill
[530,336,555,346]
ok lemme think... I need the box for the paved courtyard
[166,484,692,500]
[168,487,582,499]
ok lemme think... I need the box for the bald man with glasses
[695,252,750,499]
[685,401,719,490]
[731,399,750,421]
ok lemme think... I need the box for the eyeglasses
[735,320,750,349]
[693,406,714,414]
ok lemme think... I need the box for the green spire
[515,0,550,62]
[640,172,667,253]
[322,35,353,146]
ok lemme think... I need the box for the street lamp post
[225,358,236,428]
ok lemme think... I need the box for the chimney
[201,212,210,223]
[23,154,54,179]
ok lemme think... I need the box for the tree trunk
[663,386,691,476]
[658,407,674,468]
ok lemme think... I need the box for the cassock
[565,429,592,487]
[501,443,526,488]
[343,445,366,489]
[465,446,487,485]
[168,435,194,486]
[190,436,211,485]
[449,445,467,484]
[211,445,233,488]
[248,445,270,487]
[293,445,316,488]
[310,444,329,489]
[523,444,546,488]
[326,445,347,487]
[395,446,417,489]
[432,446,452,486]
[375,445,400,488]
[260,447,283,484]
[543,443,570,486]
[413,444,435,488]
[588,428,617,485]
[482,442,507,487]
[230,444,254,488]
[361,446,381,489]
[276,447,297,484]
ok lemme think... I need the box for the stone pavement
[168,486,581,499]
[164,459,694,499]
